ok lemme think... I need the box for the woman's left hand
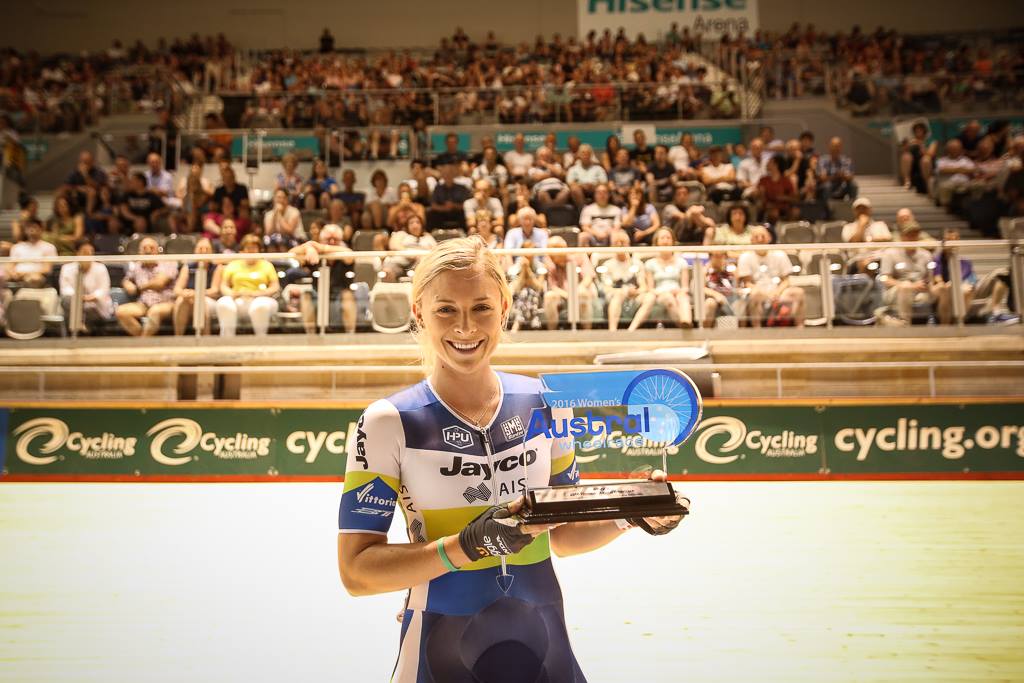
[629,469,687,536]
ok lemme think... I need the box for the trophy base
[518,481,690,525]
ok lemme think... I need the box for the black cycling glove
[458,504,534,560]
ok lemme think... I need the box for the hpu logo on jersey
[440,449,537,479]
[500,416,525,442]
[462,482,492,503]
[442,425,474,449]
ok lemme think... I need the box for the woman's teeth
[449,340,482,351]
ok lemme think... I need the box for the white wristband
[614,518,634,531]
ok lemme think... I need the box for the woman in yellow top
[45,196,84,256]
[216,234,280,336]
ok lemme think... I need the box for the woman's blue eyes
[436,305,492,314]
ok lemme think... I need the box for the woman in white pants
[217,234,280,336]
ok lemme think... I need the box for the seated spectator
[702,250,738,328]
[145,152,175,205]
[403,159,439,205]
[303,158,340,210]
[383,215,437,282]
[172,237,220,335]
[116,236,178,336]
[177,162,213,221]
[645,145,678,204]
[45,196,84,256]
[669,200,715,247]
[289,224,357,333]
[668,132,698,178]
[276,152,305,198]
[700,146,740,203]
[7,220,57,288]
[958,120,984,159]
[433,132,467,170]
[819,137,858,200]
[579,183,621,247]
[86,185,118,236]
[471,146,510,203]
[214,220,239,254]
[543,235,597,330]
[737,138,768,199]
[562,136,582,169]
[878,221,934,325]
[120,172,168,234]
[212,166,250,212]
[204,196,250,238]
[504,207,549,272]
[567,144,608,207]
[630,129,655,169]
[58,240,113,335]
[705,205,755,246]
[11,196,41,243]
[63,150,108,212]
[608,148,639,204]
[900,122,937,193]
[737,226,805,328]
[427,164,471,230]
[930,229,977,326]
[336,169,366,229]
[264,189,305,242]
[472,211,502,249]
[503,133,534,180]
[972,137,1005,192]
[935,139,978,207]
[621,186,661,245]
[842,198,892,243]
[216,234,280,337]
[109,156,134,199]
[529,146,570,208]
[600,229,655,331]
[601,135,623,173]
[464,179,504,230]
[509,256,545,332]
[644,227,692,328]
[756,155,799,223]
[388,184,427,231]
[845,73,876,116]
[783,137,819,202]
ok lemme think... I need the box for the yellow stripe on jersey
[550,452,576,478]
[343,469,401,494]
[421,505,552,569]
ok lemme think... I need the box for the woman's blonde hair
[410,235,512,371]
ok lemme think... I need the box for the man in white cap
[842,197,891,243]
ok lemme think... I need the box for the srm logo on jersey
[442,425,474,449]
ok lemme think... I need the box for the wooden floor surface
[0,482,1021,682]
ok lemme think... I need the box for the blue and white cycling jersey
[339,371,586,682]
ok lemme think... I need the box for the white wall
[3,0,1021,54]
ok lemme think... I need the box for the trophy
[516,368,701,526]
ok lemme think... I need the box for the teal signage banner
[655,126,742,147]
[229,135,320,160]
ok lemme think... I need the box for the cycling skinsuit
[338,371,587,682]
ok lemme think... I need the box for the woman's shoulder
[496,371,543,395]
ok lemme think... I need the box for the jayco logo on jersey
[500,416,525,442]
[442,425,474,449]
[439,449,538,479]
[147,418,271,465]
[13,418,137,464]
[694,416,817,463]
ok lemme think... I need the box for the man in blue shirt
[819,136,857,200]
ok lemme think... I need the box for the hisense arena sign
[579,0,758,40]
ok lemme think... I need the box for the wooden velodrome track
[0,480,1021,682]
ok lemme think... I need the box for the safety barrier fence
[1,239,1020,340]
[1,398,1021,481]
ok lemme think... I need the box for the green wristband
[437,537,459,572]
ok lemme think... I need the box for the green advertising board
[23,139,49,162]
[229,135,320,161]
[494,130,620,153]
[2,402,1021,481]
[430,132,473,154]
[655,126,742,148]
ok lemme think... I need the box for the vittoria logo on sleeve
[500,416,525,442]
[442,425,474,449]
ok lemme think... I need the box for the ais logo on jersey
[440,450,537,480]
[442,425,474,449]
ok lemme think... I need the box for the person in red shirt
[756,155,799,223]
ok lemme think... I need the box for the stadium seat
[817,221,846,244]
[93,233,124,255]
[998,217,1024,240]
[4,299,44,340]
[163,234,198,254]
[778,221,816,245]
[106,264,126,288]
[352,230,385,251]
[680,181,707,204]
[543,204,580,228]
[833,275,881,326]
[432,228,466,242]
[828,200,854,223]
[788,274,827,326]
[369,282,412,333]
[548,226,581,247]
[353,261,379,288]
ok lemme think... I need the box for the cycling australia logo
[442,425,474,449]
[147,418,271,466]
[694,416,817,464]
[13,418,137,464]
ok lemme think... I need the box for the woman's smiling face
[416,267,507,376]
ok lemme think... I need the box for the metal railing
[2,239,1021,341]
